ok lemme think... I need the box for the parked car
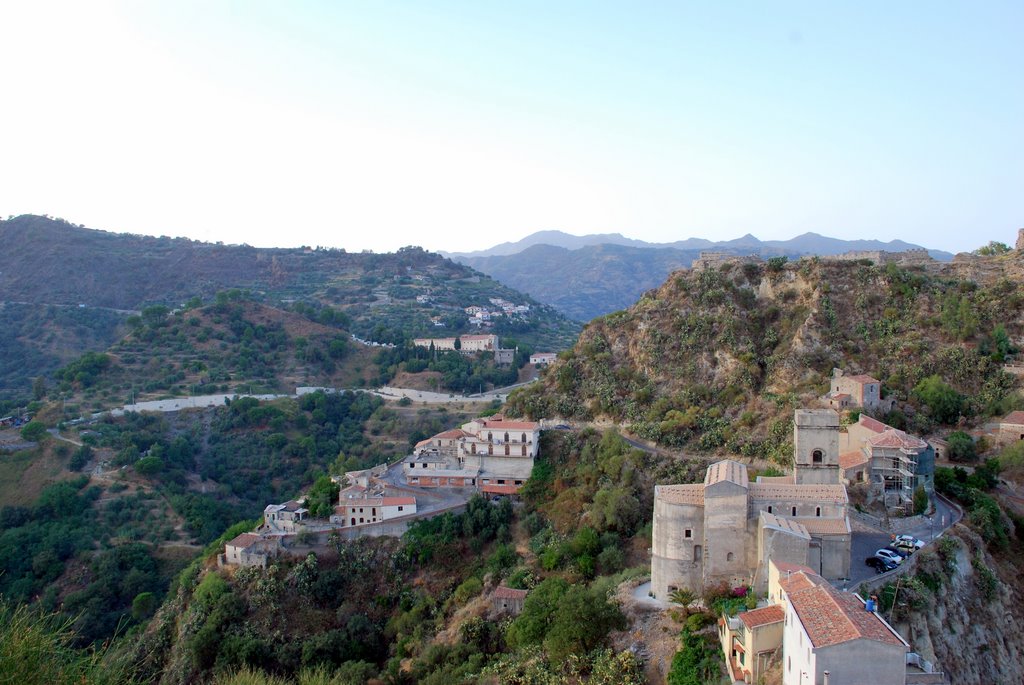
[895,534,925,549]
[866,555,899,573]
[890,540,916,555]
[875,548,904,565]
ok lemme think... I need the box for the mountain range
[445,230,955,321]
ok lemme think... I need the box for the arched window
[521,432,527,442]
[727,552,734,562]
[812,449,823,463]
[521,445,527,456]
[816,506,821,517]
[504,432,509,442]
[767,505,773,514]
[488,432,493,442]
[792,506,797,517]
[504,445,510,455]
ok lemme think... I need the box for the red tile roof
[1002,411,1024,426]
[869,428,927,450]
[793,517,851,535]
[482,484,521,495]
[227,533,261,549]
[382,497,416,506]
[858,415,889,433]
[739,604,785,628]
[788,582,906,649]
[493,586,528,600]
[436,429,471,439]
[839,450,869,470]
[779,572,827,595]
[749,483,848,503]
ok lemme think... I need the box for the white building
[530,352,557,365]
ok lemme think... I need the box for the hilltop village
[221,414,543,568]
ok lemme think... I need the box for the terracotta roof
[779,571,827,595]
[414,438,434,449]
[793,517,851,535]
[770,560,816,575]
[657,484,705,506]
[482,484,521,495]
[739,604,785,628]
[436,429,471,440]
[227,533,261,549]
[839,450,869,470]
[749,483,848,503]
[493,586,528,600]
[788,582,907,649]
[1002,411,1024,426]
[828,392,852,401]
[705,460,749,487]
[869,428,927,450]
[847,374,881,384]
[858,415,889,433]
[382,497,416,506]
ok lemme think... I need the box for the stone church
[651,409,851,599]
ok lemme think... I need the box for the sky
[1,1,1021,254]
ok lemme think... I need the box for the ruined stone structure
[651,410,851,598]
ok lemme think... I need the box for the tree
[454,337,462,351]
[20,421,47,442]
[131,591,156,620]
[946,431,977,462]
[306,475,340,518]
[912,375,964,424]
[31,377,46,401]
[975,241,1011,256]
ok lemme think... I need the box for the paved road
[846,495,962,587]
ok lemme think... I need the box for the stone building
[824,369,892,412]
[403,415,541,495]
[651,410,851,599]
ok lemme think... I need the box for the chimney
[823,671,830,685]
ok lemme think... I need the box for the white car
[875,549,904,565]
[895,535,925,549]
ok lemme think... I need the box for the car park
[875,548,904,565]
[865,555,899,573]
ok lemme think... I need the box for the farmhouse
[403,415,541,494]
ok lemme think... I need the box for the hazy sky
[1,2,1021,254]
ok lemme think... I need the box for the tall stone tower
[793,409,840,484]
[1016,228,1024,252]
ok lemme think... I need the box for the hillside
[508,252,1024,458]
[0,215,579,398]
[451,231,954,321]
[455,244,704,322]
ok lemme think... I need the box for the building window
[788,657,791,672]
[727,552,734,562]
[767,505,773,514]
[812,449,823,463]
[694,545,702,561]
[816,506,821,517]
[359,518,364,523]
[521,445,527,456]
[498,479,506,485]
[398,506,404,511]
[792,506,797,516]
[521,432,527,442]
[504,432,509,442]
[505,445,510,455]
[684,529,692,539]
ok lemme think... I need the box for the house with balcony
[403,415,541,495]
